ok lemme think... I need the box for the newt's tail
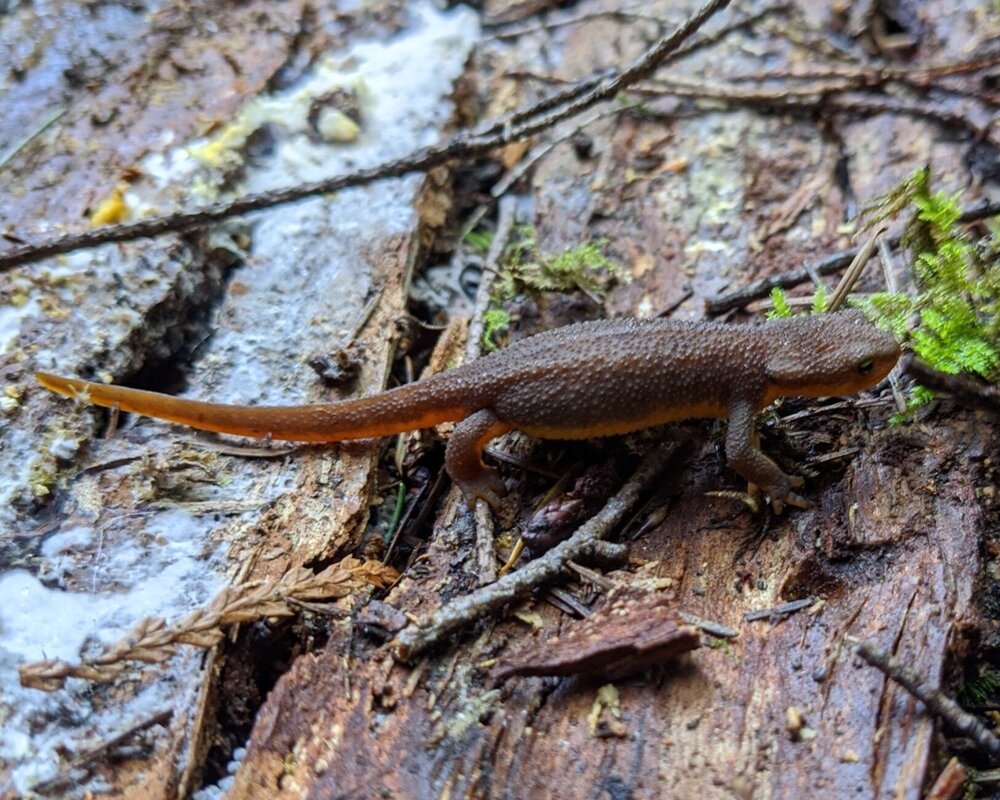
[35,372,469,442]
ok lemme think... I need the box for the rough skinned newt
[35,310,900,512]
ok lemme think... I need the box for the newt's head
[763,311,901,399]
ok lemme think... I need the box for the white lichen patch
[1,4,480,797]
[0,508,224,796]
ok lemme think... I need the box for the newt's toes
[769,491,811,514]
[459,472,507,510]
[785,491,811,509]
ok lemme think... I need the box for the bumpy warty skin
[35,311,900,508]
[450,317,768,434]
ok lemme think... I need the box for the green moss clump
[481,308,511,352]
[855,168,1000,419]
[767,286,794,319]
[493,225,626,304]
[958,668,1000,707]
[482,226,626,350]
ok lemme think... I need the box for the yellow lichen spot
[587,683,623,736]
[90,184,129,226]
[512,610,544,629]
[631,252,656,278]
[38,296,70,319]
[316,109,360,143]
[190,136,231,167]
[2,385,22,414]
[189,122,252,170]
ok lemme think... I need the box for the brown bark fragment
[496,587,700,680]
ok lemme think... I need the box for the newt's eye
[857,358,875,375]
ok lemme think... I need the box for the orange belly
[519,401,728,440]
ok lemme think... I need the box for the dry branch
[705,199,1000,315]
[856,639,1000,759]
[392,445,678,659]
[0,0,733,273]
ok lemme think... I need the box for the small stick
[826,228,884,312]
[706,245,879,315]
[744,597,816,622]
[855,639,1000,758]
[480,0,738,138]
[705,201,999,315]
[902,354,1000,411]
[464,196,518,582]
[925,758,968,800]
[566,560,616,590]
[677,611,738,639]
[462,104,632,237]
[31,708,173,793]
[0,106,66,170]
[393,445,678,659]
[466,195,516,361]
[876,234,908,412]
[544,586,594,617]
[975,768,1000,785]
[487,10,671,41]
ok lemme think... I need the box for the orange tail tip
[34,370,469,443]
[35,372,92,399]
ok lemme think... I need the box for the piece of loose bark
[497,586,700,680]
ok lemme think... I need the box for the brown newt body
[36,311,900,511]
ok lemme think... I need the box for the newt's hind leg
[445,409,513,509]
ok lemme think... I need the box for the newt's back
[449,317,768,438]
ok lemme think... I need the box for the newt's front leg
[445,409,513,509]
[725,399,809,514]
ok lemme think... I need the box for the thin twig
[566,559,617,590]
[482,0,764,137]
[466,195,517,362]
[975,768,1000,785]
[826,228,884,312]
[902,353,1000,411]
[634,69,1000,145]
[723,52,1000,84]
[824,94,998,147]
[0,107,66,170]
[677,611,738,639]
[462,197,521,583]
[392,445,678,659]
[876,234,908,412]
[706,244,883,315]
[705,199,999,315]
[744,597,815,621]
[0,0,733,273]
[855,639,1000,758]
[926,758,969,800]
[488,9,671,40]
[30,709,173,794]
[462,104,632,237]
